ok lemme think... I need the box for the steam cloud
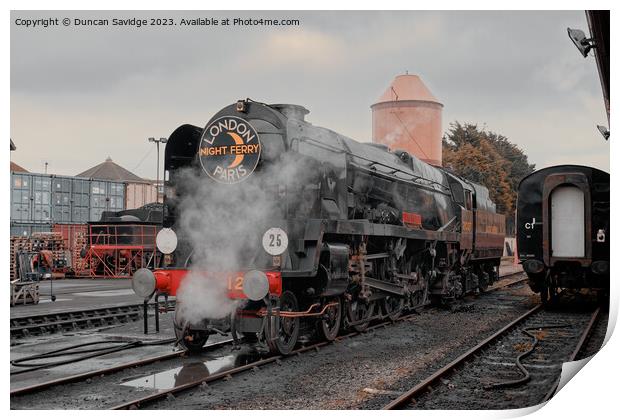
[381,124,404,148]
[172,147,314,325]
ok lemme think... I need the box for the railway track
[10,316,404,409]
[110,315,414,409]
[10,301,176,339]
[111,273,528,410]
[486,271,527,291]
[382,304,601,410]
[10,271,524,341]
[10,270,527,409]
[10,338,233,397]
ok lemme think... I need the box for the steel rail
[382,304,543,410]
[540,307,601,403]
[11,300,178,324]
[110,317,412,410]
[10,339,233,397]
[11,301,176,338]
[11,272,522,338]
[11,311,142,334]
[11,269,524,406]
[486,272,527,292]
[113,277,526,412]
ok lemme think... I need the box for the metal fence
[76,223,159,278]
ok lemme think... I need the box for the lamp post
[148,137,168,202]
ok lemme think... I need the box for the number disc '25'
[262,227,288,256]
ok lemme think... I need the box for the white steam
[172,149,314,325]
[380,124,404,148]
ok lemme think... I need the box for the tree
[442,122,535,233]
[485,131,536,193]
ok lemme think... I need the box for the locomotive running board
[365,277,405,296]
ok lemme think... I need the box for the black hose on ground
[10,338,175,375]
[484,324,571,390]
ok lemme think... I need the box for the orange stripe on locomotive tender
[402,211,422,228]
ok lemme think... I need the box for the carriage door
[551,185,585,257]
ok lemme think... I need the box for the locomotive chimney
[271,104,309,122]
[371,74,443,166]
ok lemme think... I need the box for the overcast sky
[10,10,609,179]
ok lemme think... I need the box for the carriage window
[449,181,464,205]
[465,191,473,210]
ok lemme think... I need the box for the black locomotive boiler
[131,99,506,354]
[516,165,610,303]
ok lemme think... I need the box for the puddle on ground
[120,350,262,391]
[73,290,136,297]
[38,298,72,303]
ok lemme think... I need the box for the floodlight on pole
[596,125,610,141]
[148,137,168,202]
[567,27,596,58]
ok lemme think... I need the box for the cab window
[465,191,473,210]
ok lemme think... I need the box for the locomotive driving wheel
[346,299,376,332]
[383,250,410,320]
[265,290,300,355]
[410,263,429,309]
[173,311,209,353]
[382,296,404,322]
[318,297,342,341]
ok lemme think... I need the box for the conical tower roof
[76,157,146,183]
[374,74,441,105]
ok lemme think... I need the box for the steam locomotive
[517,165,609,304]
[131,99,506,354]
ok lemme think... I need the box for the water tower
[371,74,443,166]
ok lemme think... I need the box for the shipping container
[52,176,72,223]
[10,173,52,223]
[10,222,53,237]
[11,172,127,225]
[89,180,125,222]
[125,182,158,210]
[72,178,91,223]
[32,175,52,223]
[10,173,32,222]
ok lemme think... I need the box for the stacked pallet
[10,237,32,281]
[10,281,39,306]
[31,232,67,263]
[9,233,67,281]
[52,224,89,275]
[71,229,88,273]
